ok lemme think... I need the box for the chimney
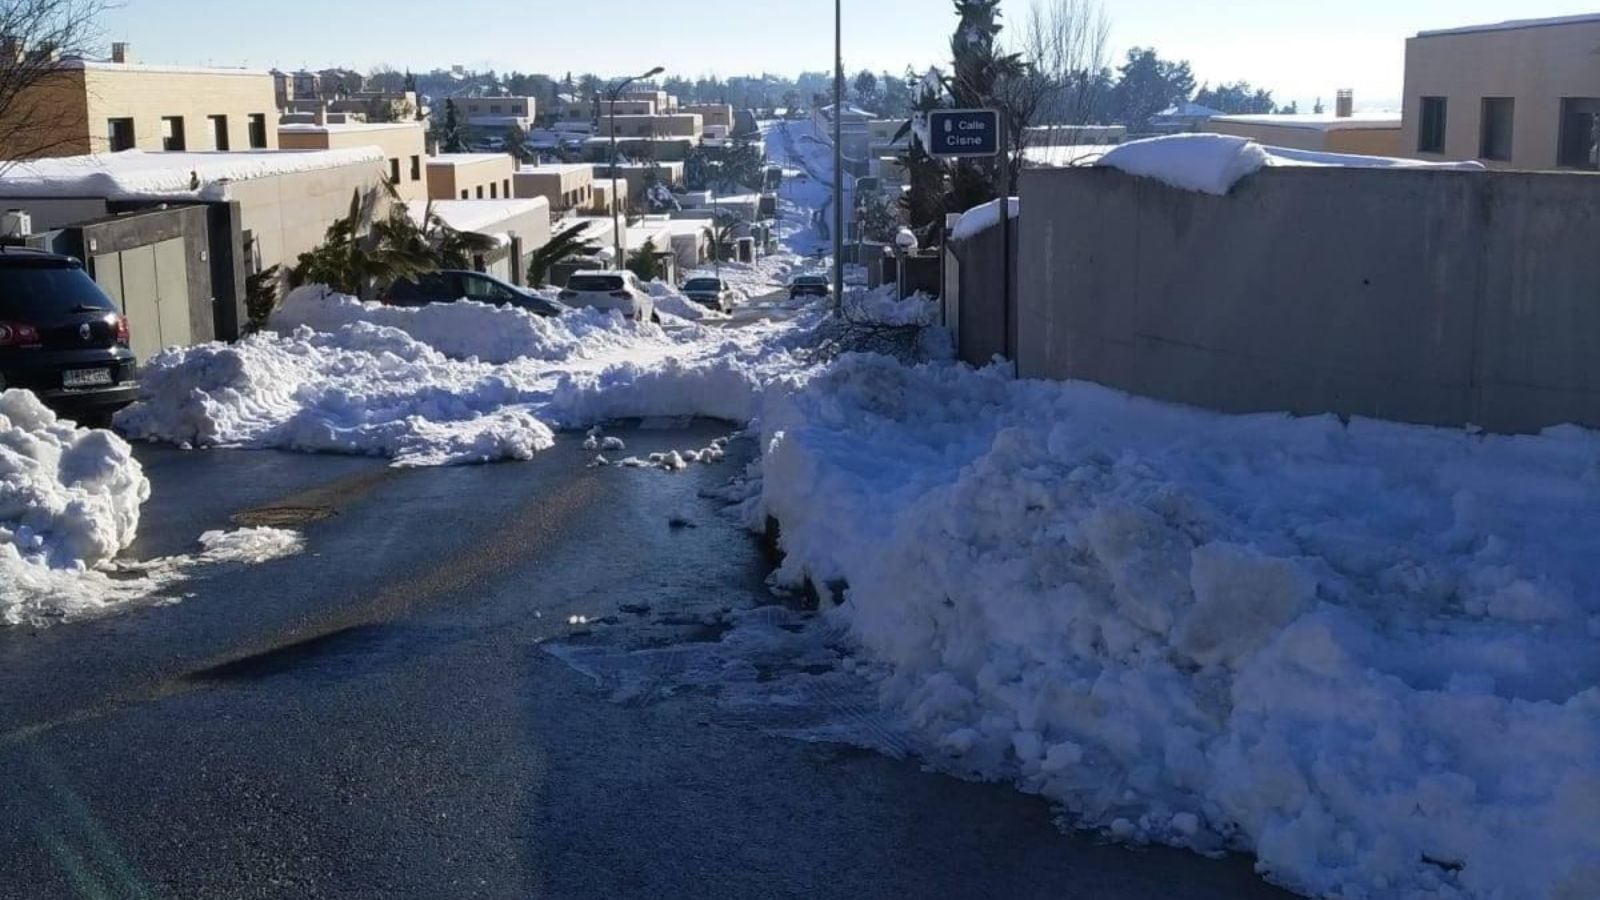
[1335,89,1354,118]
[111,42,130,64]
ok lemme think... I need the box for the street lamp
[606,65,665,270]
[832,0,844,308]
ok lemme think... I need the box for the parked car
[559,271,657,322]
[788,274,833,300]
[681,276,737,312]
[383,270,564,317]
[0,248,138,425]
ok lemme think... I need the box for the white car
[559,270,657,322]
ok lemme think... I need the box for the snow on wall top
[1417,12,1600,38]
[279,122,422,134]
[0,148,387,201]
[427,153,513,167]
[1212,112,1402,132]
[1096,134,1485,196]
[61,59,271,77]
[950,197,1018,242]
[415,198,548,234]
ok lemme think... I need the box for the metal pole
[713,186,720,283]
[609,80,629,268]
[831,0,844,307]
[1000,111,1012,359]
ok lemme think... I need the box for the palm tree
[527,222,599,287]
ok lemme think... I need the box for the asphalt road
[0,424,1292,900]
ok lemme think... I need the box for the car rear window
[683,278,720,291]
[0,263,117,319]
[568,274,624,292]
[796,275,828,285]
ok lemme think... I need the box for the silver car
[559,270,657,322]
[681,276,737,312]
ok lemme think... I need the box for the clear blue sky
[102,0,1595,109]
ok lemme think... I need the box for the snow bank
[646,282,720,322]
[1098,134,1486,196]
[755,354,1600,899]
[841,285,939,327]
[950,197,1019,242]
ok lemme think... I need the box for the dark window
[489,182,498,199]
[1479,98,1514,161]
[1558,97,1600,169]
[490,104,502,114]
[161,115,186,151]
[568,274,625,292]
[410,155,421,181]
[107,117,135,152]
[461,274,517,303]
[476,185,484,199]
[248,113,268,149]
[503,178,511,198]
[389,158,401,183]
[0,262,117,319]
[1418,97,1446,154]
[209,114,229,150]
[461,189,469,199]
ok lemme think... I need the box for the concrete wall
[226,159,391,284]
[279,122,429,204]
[1402,19,1600,169]
[607,114,704,138]
[948,221,1016,366]
[1017,164,1600,433]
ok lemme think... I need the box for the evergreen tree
[947,0,1024,212]
[1193,81,1277,115]
[1109,47,1195,131]
[441,100,465,152]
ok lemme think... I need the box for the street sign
[926,108,1002,158]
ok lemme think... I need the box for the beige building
[621,88,674,112]
[565,99,656,119]
[513,164,595,216]
[604,113,704,139]
[1206,111,1403,156]
[683,103,734,131]
[417,198,553,282]
[0,51,277,159]
[460,96,536,128]
[427,153,517,201]
[592,161,685,205]
[278,121,428,204]
[1401,14,1600,169]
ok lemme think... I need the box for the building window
[161,115,186,151]
[490,104,502,114]
[476,185,484,199]
[410,155,421,181]
[389,158,401,183]
[1478,98,1513,162]
[1417,97,1446,154]
[107,117,135,152]
[209,114,229,150]
[1558,98,1600,169]
[503,178,510,198]
[461,189,469,199]
[248,113,268,149]
[490,182,498,199]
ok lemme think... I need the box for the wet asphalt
[0,423,1292,900]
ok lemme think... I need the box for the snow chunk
[950,197,1018,242]
[1097,134,1270,195]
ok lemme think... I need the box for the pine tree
[947,0,1024,211]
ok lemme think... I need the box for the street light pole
[607,66,664,270]
[832,0,844,308]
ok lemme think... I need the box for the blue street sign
[926,108,1001,158]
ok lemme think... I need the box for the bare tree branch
[0,0,115,170]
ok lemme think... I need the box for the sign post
[926,108,1010,358]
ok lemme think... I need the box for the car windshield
[0,263,117,319]
[682,278,721,291]
[795,276,828,285]
[568,275,624,292]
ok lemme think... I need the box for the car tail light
[609,290,631,299]
[113,315,130,346]
[0,321,41,348]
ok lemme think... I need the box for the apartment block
[603,113,703,139]
[564,98,657,120]
[460,96,537,130]
[279,120,428,204]
[1402,14,1600,169]
[0,48,277,159]
[682,103,733,131]
[620,88,674,112]
[513,164,595,217]
[427,153,517,201]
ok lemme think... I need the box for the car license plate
[62,368,112,388]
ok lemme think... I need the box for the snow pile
[0,148,387,201]
[646,282,720,322]
[273,286,638,365]
[841,285,939,327]
[1098,134,1486,195]
[950,197,1019,242]
[754,354,1600,899]
[195,527,306,564]
[1098,134,1270,195]
[1,389,150,603]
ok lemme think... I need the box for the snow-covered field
[745,354,1600,900]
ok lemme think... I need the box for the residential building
[1401,14,1600,169]
[427,153,517,200]
[292,70,322,103]
[0,48,277,158]
[591,161,685,205]
[1206,109,1403,156]
[565,99,656,120]
[513,163,595,217]
[603,113,704,139]
[1150,102,1222,134]
[682,103,734,131]
[278,120,429,204]
[460,96,536,129]
[582,135,699,163]
[620,88,673,112]
[317,68,364,99]
[414,198,553,283]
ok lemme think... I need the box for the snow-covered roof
[1211,112,1402,132]
[1156,102,1223,119]
[414,197,548,234]
[427,152,512,167]
[60,59,270,78]
[0,148,385,200]
[278,121,422,134]
[517,163,592,176]
[1417,13,1600,38]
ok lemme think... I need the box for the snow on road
[746,354,1600,900]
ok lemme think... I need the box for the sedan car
[383,270,564,316]
[681,276,737,312]
[0,248,138,426]
[558,271,657,323]
[788,274,833,300]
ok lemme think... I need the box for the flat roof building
[427,153,517,201]
[513,164,595,218]
[278,121,428,204]
[1206,111,1403,156]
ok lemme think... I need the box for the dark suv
[383,270,564,317]
[0,249,138,425]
